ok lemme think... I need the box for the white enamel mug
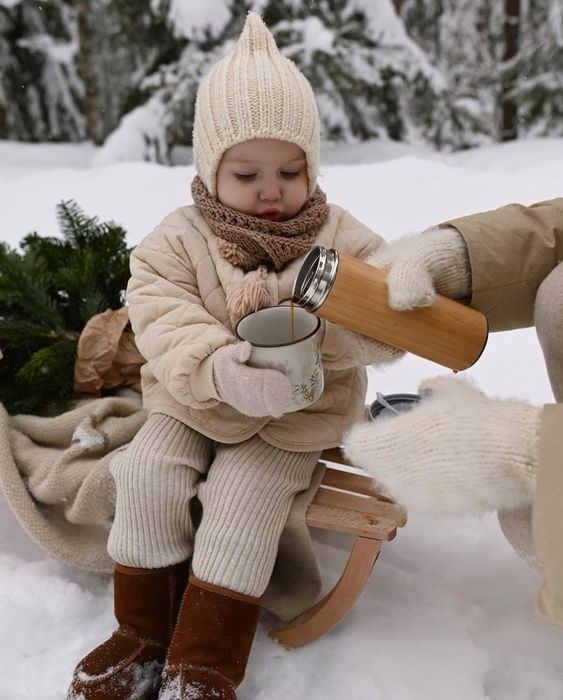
[235,305,324,413]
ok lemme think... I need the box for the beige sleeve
[127,213,232,409]
[331,207,385,260]
[444,198,563,331]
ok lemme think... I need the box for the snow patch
[93,96,167,166]
[161,0,231,40]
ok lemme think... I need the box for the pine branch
[56,199,101,247]
[0,199,132,416]
[0,319,78,345]
[0,242,66,329]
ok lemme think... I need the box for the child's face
[216,139,308,221]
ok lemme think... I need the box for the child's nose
[259,182,282,201]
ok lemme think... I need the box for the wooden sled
[269,446,407,648]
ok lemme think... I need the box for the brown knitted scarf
[191,175,330,271]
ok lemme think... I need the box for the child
[67,12,401,700]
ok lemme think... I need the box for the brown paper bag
[74,307,144,395]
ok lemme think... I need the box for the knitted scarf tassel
[226,266,271,322]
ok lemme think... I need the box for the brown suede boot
[159,576,261,700]
[67,561,189,700]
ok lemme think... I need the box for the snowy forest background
[1,0,563,162]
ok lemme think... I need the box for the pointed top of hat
[239,11,278,53]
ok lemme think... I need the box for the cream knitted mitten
[213,341,292,418]
[367,226,472,311]
[344,376,541,516]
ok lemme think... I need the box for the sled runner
[270,446,407,648]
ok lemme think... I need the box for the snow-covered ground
[1,137,563,699]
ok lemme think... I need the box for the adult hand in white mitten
[344,376,541,516]
[368,226,472,311]
[213,341,292,418]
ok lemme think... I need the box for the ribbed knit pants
[107,414,321,597]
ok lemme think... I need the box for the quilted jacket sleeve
[126,213,234,409]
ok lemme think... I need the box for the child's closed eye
[235,173,258,181]
[280,170,301,179]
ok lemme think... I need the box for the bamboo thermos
[291,247,488,372]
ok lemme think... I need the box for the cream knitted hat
[193,12,320,199]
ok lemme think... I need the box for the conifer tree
[513,0,563,137]
[0,0,86,141]
[399,0,503,146]
[77,0,176,145]
[0,201,132,416]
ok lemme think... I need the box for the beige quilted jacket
[126,203,383,451]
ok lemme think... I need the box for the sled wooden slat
[318,445,353,466]
[321,466,384,497]
[306,503,397,540]
[269,447,407,648]
[312,486,407,528]
[320,447,395,502]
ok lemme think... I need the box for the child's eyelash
[234,171,301,181]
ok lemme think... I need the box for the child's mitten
[367,226,472,311]
[213,341,292,418]
[344,376,541,516]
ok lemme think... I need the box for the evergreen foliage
[0,201,132,416]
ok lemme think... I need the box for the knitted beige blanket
[0,393,323,621]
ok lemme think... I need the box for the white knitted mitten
[367,226,472,311]
[213,342,292,418]
[344,376,541,516]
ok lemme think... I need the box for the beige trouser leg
[192,435,321,597]
[535,261,563,402]
[533,405,563,624]
[532,261,563,623]
[107,414,213,568]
